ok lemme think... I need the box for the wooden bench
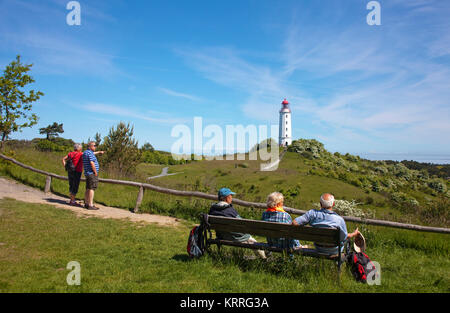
[200,214,347,273]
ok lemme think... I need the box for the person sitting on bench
[209,188,266,259]
[292,193,360,255]
[262,192,301,249]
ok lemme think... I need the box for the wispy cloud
[0,0,121,77]
[157,87,202,102]
[177,3,450,154]
[79,103,189,125]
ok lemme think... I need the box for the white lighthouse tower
[279,98,292,147]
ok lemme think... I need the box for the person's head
[88,141,96,151]
[320,193,335,210]
[73,143,82,152]
[218,187,236,204]
[267,192,284,208]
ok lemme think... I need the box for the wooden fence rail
[1,153,449,234]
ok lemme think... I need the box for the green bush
[428,179,447,194]
[35,139,66,152]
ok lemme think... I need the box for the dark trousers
[68,171,82,195]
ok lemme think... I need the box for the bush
[35,139,67,152]
[428,179,447,194]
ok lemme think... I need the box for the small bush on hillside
[288,139,326,158]
[428,179,447,194]
[35,139,72,152]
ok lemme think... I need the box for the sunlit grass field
[0,198,448,293]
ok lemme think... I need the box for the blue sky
[1,0,450,159]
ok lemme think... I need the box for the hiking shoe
[85,205,99,211]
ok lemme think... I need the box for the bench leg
[337,242,342,281]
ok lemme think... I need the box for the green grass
[0,198,448,292]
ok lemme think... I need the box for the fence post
[134,186,144,213]
[44,176,52,193]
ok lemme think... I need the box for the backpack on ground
[65,156,76,172]
[186,225,206,258]
[187,214,210,258]
[347,251,377,283]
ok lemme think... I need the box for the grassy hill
[0,139,448,227]
[0,140,449,292]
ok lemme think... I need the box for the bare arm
[347,228,360,239]
[62,155,68,167]
[90,161,98,176]
[94,151,105,155]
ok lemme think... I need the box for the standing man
[62,143,83,206]
[83,141,104,210]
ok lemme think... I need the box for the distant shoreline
[355,153,450,165]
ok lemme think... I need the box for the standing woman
[62,143,83,206]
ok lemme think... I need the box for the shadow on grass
[200,246,345,284]
[171,254,190,262]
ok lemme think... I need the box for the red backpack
[347,251,377,283]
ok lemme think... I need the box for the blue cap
[218,187,236,198]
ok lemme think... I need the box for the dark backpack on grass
[65,155,76,172]
[187,225,206,258]
[187,215,210,258]
[347,251,376,283]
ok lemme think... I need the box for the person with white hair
[262,192,301,249]
[292,193,360,255]
[62,143,84,206]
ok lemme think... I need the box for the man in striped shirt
[83,141,104,210]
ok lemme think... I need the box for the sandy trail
[0,177,180,227]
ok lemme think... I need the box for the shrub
[35,139,66,152]
[428,179,447,194]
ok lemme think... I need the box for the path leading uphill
[0,177,180,227]
[147,167,182,180]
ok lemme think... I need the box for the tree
[94,132,102,147]
[39,122,64,140]
[0,55,43,149]
[101,122,141,176]
[142,142,154,152]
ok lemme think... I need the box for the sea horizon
[355,153,450,165]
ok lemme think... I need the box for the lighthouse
[279,98,292,147]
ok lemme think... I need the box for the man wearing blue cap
[209,187,266,259]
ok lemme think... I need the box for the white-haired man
[292,193,360,255]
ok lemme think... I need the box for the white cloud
[157,87,202,102]
[79,103,189,125]
[177,7,450,154]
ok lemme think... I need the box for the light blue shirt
[294,208,348,254]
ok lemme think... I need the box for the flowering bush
[313,199,375,219]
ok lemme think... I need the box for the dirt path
[0,177,181,227]
[147,167,182,180]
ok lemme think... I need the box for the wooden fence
[1,153,449,234]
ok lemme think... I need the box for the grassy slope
[0,147,445,225]
[0,198,448,292]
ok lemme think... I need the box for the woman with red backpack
[62,143,83,206]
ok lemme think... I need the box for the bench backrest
[206,215,341,246]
